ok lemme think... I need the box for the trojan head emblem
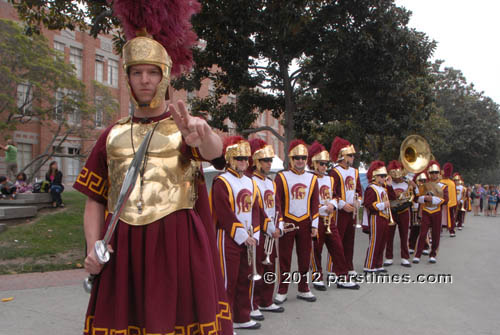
[345,176,355,191]
[291,183,307,200]
[319,185,331,201]
[236,189,253,214]
[264,190,274,209]
[394,188,405,197]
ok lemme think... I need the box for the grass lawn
[0,191,87,275]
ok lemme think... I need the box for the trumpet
[383,191,396,226]
[247,228,262,281]
[283,222,300,234]
[262,233,274,265]
[460,199,466,212]
[324,214,333,234]
[353,193,361,228]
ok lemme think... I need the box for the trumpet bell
[400,135,432,174]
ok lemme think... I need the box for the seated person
[0,176,17,199]
[45,161,64,208]
[15,172,33,193]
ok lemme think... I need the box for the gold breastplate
[106,117,197,226]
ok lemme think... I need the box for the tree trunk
[279,57,296,169]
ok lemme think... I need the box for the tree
[429,61,500,181]
[8,1,439,167]
[170,0,436,167]
[0,19,117,180]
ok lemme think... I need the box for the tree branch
[241,126,285,143]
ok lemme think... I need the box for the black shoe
[401,263,412,268]
[376,268,388,273]
[313,284,327,291]
[260,306,285,313]
[296,294,316,302]
[336,282,360,290]
[236,322,261,330]
[250,314,265,321]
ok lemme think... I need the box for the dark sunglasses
[318,162,328,167]
[429,171,439,174]
[346,154,354,158]
[259,158,273,163]
[377,174,388,178]
[292,156,307,161]
[234,156,249,161]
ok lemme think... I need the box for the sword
[83,129,154,293]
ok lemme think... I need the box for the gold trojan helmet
[253,145,275,172]
[123,31,173,109]
[312,150,330,171]
[225,139,251,171]
[288,140,308,170]
[372,166,388,181]
[416,172,427,185]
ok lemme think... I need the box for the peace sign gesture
[169,100,222,160]
[169,100,211,148]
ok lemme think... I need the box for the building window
[95,56,104,83]
[55,90,80,125]
[54,41,65,54]
[16,143,33,174]
[17,83,32,115]
[69,47,83,79]
[95,97,103,128]
[68,109,81,126]
[54,90,64,121]
[108,59,119,87]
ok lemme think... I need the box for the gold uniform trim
[106,117,197,226]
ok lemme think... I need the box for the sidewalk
[1,215,500,335]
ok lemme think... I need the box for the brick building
[0,1,284,185]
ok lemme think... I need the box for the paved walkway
[1,215,499,335]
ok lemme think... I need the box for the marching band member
[308,141,359,290]
[362,161,391,273]
[211,136,262,330]
[274,140,319,303]
[329,137,362,276]
[384,161,413,268]
[454,173,466,231]
[74,18,233,334]
[248,139,285,320]
[441,162,457,237]
[413,161,449,264]
[408,173,430,255]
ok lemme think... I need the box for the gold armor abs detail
[106,117,197,226]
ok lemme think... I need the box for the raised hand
[169,100,210,148]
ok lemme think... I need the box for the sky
[395,0,500,104]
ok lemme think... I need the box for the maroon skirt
[84,209,233,334]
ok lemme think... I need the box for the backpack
[32,182,42,193]
[40,180,50,193]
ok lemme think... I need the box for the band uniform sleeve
[255,185,274,236]
[273,180,284,232]
[212,177,249,245]
[387,184,397,200]
[251,196,262,243]
[274,172,286,221]
[329,169,345,209]
[364,187,381,214]
[356,171,363,198]
[310,176,319,228]
[72,125,112,205]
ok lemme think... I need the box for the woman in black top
[45,161,64,207]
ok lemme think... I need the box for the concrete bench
[0,205,37,220]
[0,193,53,210]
